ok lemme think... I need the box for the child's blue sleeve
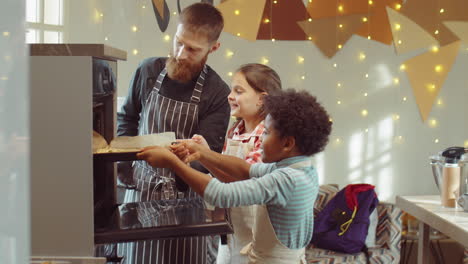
[204,168,296,208]
[249,163,276,178]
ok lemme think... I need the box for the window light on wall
[26,0,64,43]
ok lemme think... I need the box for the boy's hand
[171,141,191,161]
[137,146,177,168]
[191,134,210,150]
[170,140,203,163]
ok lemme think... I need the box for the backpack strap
[363,245,371,264]
[338,206,357,236]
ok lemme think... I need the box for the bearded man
[116,3,230,263]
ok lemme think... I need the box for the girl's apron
[217,137,257,264]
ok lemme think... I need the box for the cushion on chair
[375,202,402,258]
[365,208,378,247]
[306,245,397,263]
[313,184,339,217]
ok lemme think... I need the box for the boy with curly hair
[138,89,332,263]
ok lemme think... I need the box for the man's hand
[137,146,177,168]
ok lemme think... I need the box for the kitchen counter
[396,195,468,264]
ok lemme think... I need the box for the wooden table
[396,195,468,264]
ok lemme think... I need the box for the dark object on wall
[177,0,214,14]
[152,0,170,32]
[153,0,214,33]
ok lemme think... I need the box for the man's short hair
[179,3,224,43]
[263,89,332,156]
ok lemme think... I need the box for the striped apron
[118,65,209,264]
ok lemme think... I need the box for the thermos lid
[442,146,467,164]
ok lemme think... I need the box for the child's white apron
[216,138,256,264]
[240,159,311,264]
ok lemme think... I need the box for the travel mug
[441,163,460,207]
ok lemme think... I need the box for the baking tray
[93,151,139,162]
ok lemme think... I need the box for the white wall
[65,0,468,202]
[0,0,30,263]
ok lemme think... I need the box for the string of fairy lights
[0,31,9,80]
[362,0,371,142]
[394,0,448,145]
[391,2,403,146]
[333,0,342,146]
[101,1,176,57]
[1,31,12,81]
[431,0,443,144]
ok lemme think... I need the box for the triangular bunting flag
[306,0,368,19]
[387,7,438,54]
[216,0,267,41]
[444,21,468,45]
[298,14,366,58]
[398,0,466,46]
[306,0,400,44]
[354,0,402,45]
[404,41,461,121]
[257,0,309,40]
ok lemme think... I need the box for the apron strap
[153,65,207,105]
[190,64,208,104]
[289,159,312,169]
[153,68,167,93]
[240,242,253,256]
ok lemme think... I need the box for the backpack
[311,184,379,255]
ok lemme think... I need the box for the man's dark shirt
[117,57,231,153]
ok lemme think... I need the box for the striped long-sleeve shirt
[204,156,319,249]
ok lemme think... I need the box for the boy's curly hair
[263,89,332,156]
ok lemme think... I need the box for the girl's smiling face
[228,72,264,119]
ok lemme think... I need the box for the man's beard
[166,53,208,83]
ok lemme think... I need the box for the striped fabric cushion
[313,184,339,218]
[306,245,396,263]
[375,202,403,256]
